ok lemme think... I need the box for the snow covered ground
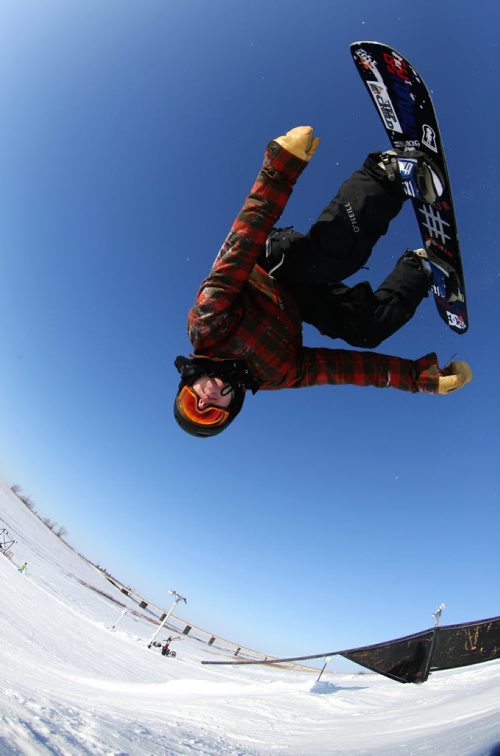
[1,482,499,755]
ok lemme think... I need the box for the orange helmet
[173,356,255,438]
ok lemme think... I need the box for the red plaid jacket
[188,141,440,394]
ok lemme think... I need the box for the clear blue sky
[0,0,498,663]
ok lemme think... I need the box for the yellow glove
[274,126,320,162]
[437,361,472,394]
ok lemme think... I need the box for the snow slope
[1,482,499,755]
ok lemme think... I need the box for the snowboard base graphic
[350,41,468,335]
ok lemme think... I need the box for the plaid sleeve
[289,348,441,393]
[188,142,307,350]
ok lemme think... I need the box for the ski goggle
[176,385,230,428]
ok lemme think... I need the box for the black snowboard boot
[401,248,433,288]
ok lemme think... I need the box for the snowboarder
[174,126,472,437]
[17,561,28,574]
[161,638,176,657]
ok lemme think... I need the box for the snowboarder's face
[191,375,233,410]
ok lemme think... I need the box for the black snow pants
[263,153,430,348]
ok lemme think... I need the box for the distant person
[161,637,174,657]
[17,561,28,574]
[174,126,472,437]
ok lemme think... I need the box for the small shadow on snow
[310,681,368,695]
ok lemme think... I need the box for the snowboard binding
[381,149,445,205]
[415,244,464,303]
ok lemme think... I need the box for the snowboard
[350,41,468,334]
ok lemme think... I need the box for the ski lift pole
[147,590,187,648]
[111,607,128,630]
[432,603,446,627]
[421,602,446,683]
[316,656,332,683]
